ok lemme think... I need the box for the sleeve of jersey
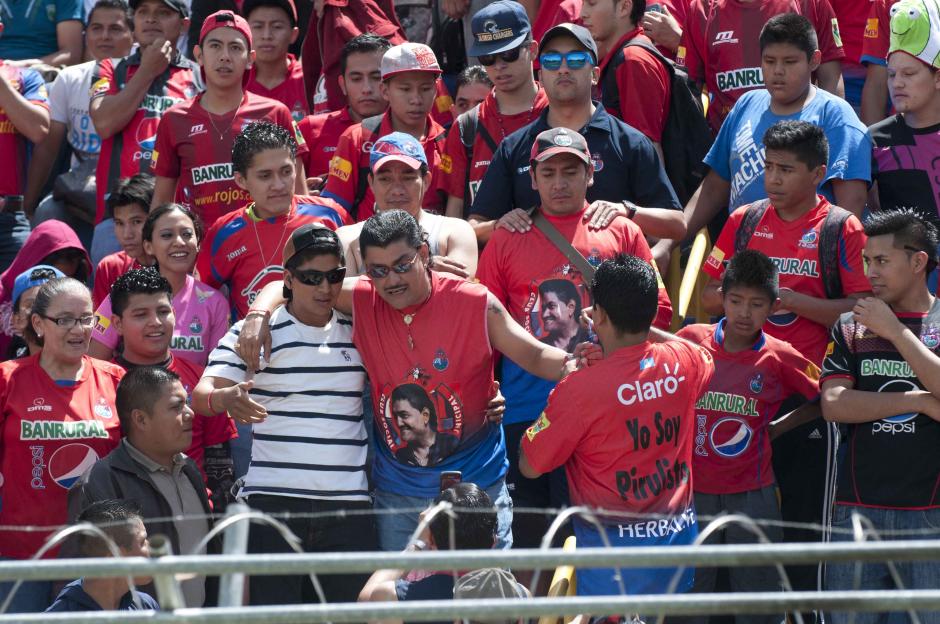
[443,125,469,199]
[152,113,181,178]
[57,0,83,22]
[21,69,49,107]
[91,296,120,350]
[702,103,739,180]
[90,58,116,100]
[321,126,359,210]
[276,105,308,156]
[469,141,514,220]
[627,226,673,328]
[778,344,821,400]
[628,133,681,209]
[676,0,706,83]
[203,324,249,381]
[820,319,855,383]
[684,341,715,398]
[837,216,872,295]
[476,235,508,305]
[520,377,584,474]
[861,1,891,66]
[195,233,222,290]
[616,50,670,143]
[701,210,741,279]
[823,109,872,183]
[297,116,316,173]
[812,0,847,63]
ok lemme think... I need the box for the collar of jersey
[714,318,765,352]
[533,100,611,136]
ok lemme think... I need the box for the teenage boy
[678,0,845,134]
[821,209,940,623]
[151,10,308,227]
[89,0,199,264]
[468,23,684,245]
[298,34,391,181]
[321,42,449,221]
[479,127,673,553]
[682,12,871,256]
[678,250,820,623]
[93,174,156,307]
[443,1,549,219]
[108,267,236,502]
[196,121,350,320]
[520,254,714,600]
[244,0,307,122]
[452,67,493,118]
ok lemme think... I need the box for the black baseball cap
[130,0,189,19]
[538,22,598,64]
[282,223,341,266]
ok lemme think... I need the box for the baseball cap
[12,265,65,308]
[199,10,253,48]
[282,223,341,267]
[241,0,297,26]
[468,0,531,57]
[453,568,528,624]
[130,0,188,18]
[539,22,598,64]
[529,127,591,166]
[380,43,442,79]
[370,132,428,172]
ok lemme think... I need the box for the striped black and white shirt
[203,306,369,501]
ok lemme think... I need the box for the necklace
[206,103,239,141]
[492,93,538,140]
[397,289,433,350]
[249,203,292,269]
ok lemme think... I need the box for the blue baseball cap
[12,265,65,308]
[468,0,532,57]
[370,132,428,172]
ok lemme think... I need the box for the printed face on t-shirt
[887,51,940,116]
[234,146,296,215]
[370,160,428,214]
[197,28,253,90]
[85,7,134,61]
[538,36,599,105]
[385,382,457,467]
[863,233,927,305]
[133,0,187,48]
[247,6,297,64]
[530,154,592,215]
[537,278,588,352]
[114,291,175,362]
[340,50,387,119]
[760,42,819,108]
[381,73,437,127]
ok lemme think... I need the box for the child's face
[113,203,149,259]
[763,148,824,211]
[722,285,776,340]
[760,42,819,106]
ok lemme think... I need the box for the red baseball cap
[199,10,253,48]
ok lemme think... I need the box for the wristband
[209,387,218,413]
[622,200,638,220]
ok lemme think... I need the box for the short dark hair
[630,0,647,27]
[143,203,204,244]
[539,279,582,316]
[87,0,133,30]
[864,209,940,276]
[762,120,828,170]
[391,383,437,430]
[359,210,426,259]
[591,254,657,334]
[759,13,818,60]
[233,121,298,176]
[110,267,172,317]
[106,173,155,217]
[722,249,779,301]
[456,65,493,93]
[116,366,180,434]
[340,33,392,76]
[430,483,497,551]
[76,499,144,557]
[243,0,296,25]
[25,278,91,347]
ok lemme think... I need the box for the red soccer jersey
[152,91,308,227]
[91,52,200,223]
[430,78,455,128]
[93,251,145,308]
[598,29,671,143]
[298,108,357,178]
[676,321,820,494]
[246,55,310,122]
[702,196,870,364]
[829,0,869,68]
[861,0,898,66]
[196,195,350,319]
[522,340,714,514]
[322,111,448,221]
[678,0,845,133]
[0,62,48,195]
[443,87,549,206]
[0,355,124,559]
[650,0,690,60]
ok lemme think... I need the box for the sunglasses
[479,46,523,66]
[291,266,347,286]
[539,51,594,71]
[365,252,419,280]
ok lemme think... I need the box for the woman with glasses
[0,277,124,613]
[88,204,228,366]
[5,265,66,359]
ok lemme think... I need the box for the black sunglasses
[478,45,524,66]
[291,266,347,286]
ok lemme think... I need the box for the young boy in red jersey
[92,174,156,307]
[108,267,236,506]
[520,254,713,602]
[196,121,350,320]
[244,0,307,122]
[298,34,391,184]
[678,250,820,623]
[321,42,449,221]
[151,10,308,227]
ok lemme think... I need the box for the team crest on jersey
[433,348,449,371]
[922,332,940,349]
[93,398,113,420]
[749,373,764,394]
[526,413,551,441]
[798,228,818,249]
[590,152,604,172]
[190,316,203,334]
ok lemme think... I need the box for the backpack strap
[734,199,772,256]
[818,205,853,300]
[456,105,499,205]
[532,211,596,287]
[352,114,385,220]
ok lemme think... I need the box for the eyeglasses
[479,46,523,66]
[40,314,95,329]
[539,51,594,71]
[291,266,347,286]
[365,253,420,280]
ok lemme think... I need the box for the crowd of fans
[0,0,939,621]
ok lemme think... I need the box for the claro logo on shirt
[617,362,686,406]
[192,163,234,185]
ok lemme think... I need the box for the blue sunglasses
[539,50,594,70]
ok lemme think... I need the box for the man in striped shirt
[193,224,373,606]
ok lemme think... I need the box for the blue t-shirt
[46,579,160,612]
[704,88,872,212]
[0,0,82,60]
